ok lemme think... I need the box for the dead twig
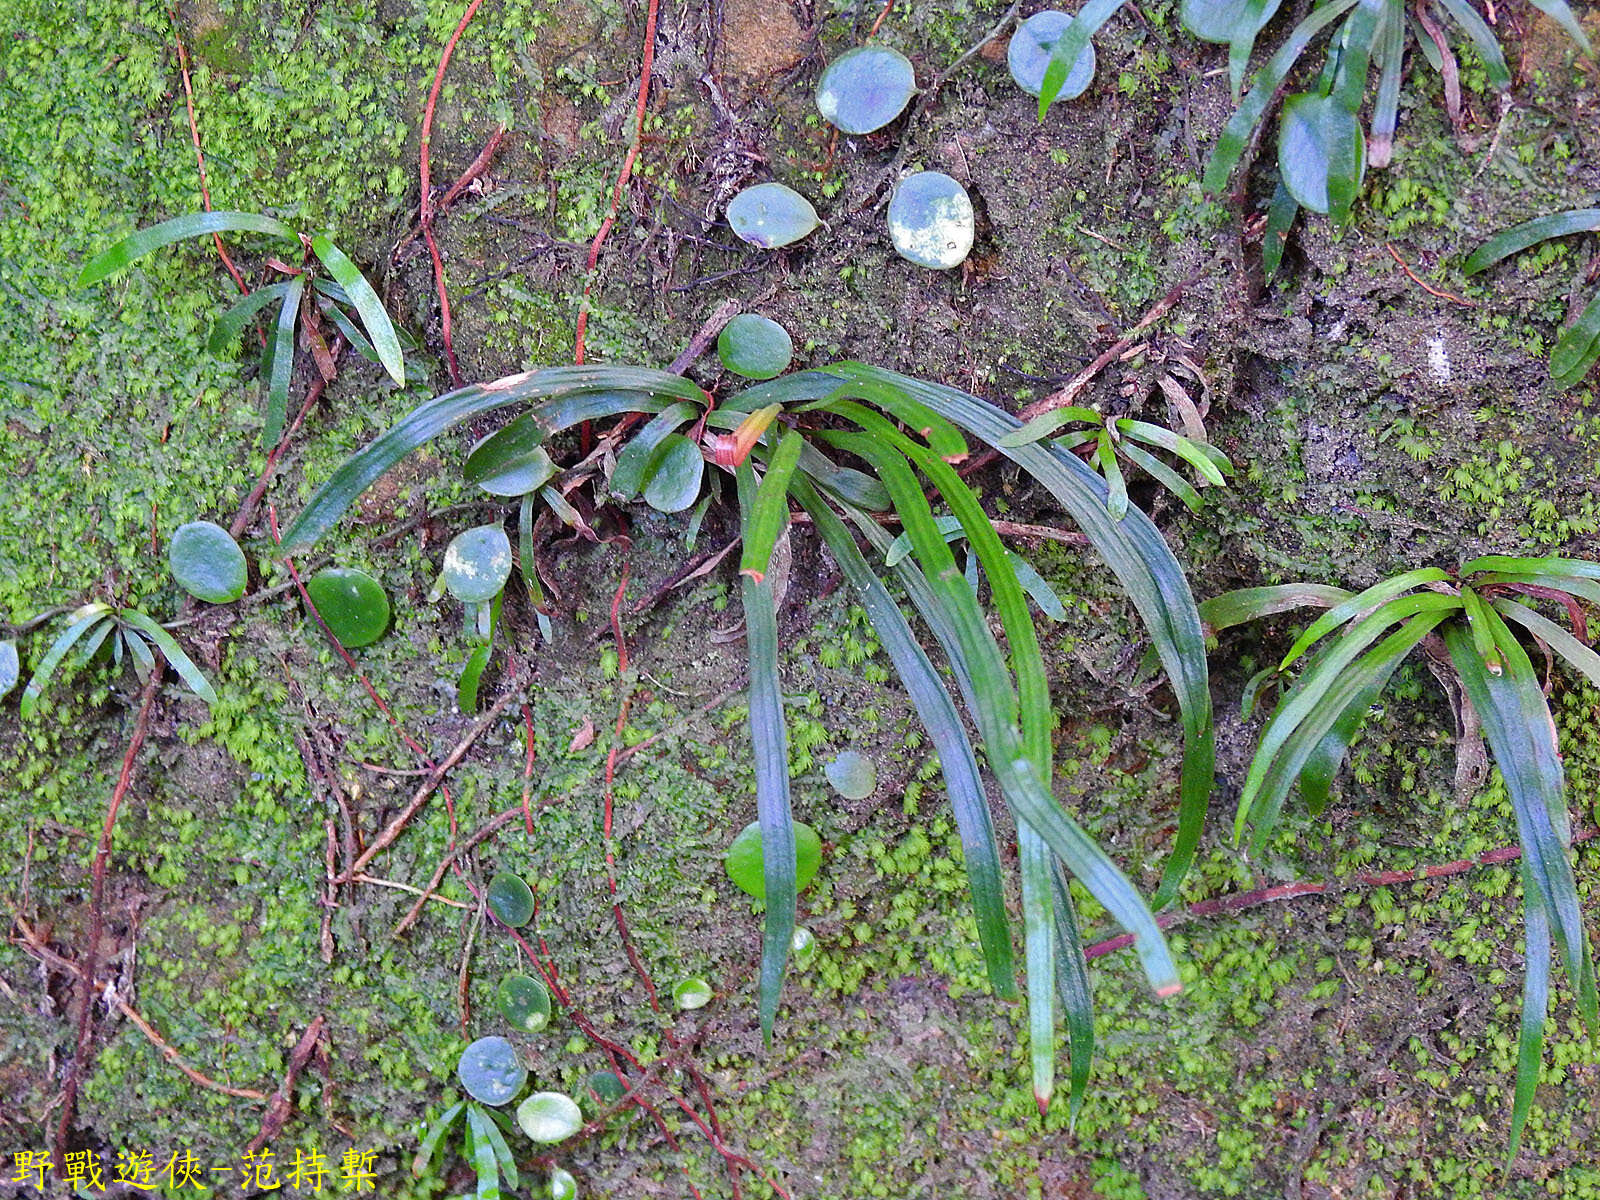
[1386,243,1477,307]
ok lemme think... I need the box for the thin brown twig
[1386,243,1478,307]
[172,27,249,297]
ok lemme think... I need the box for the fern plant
[277,356,1219,1117]
[79,212,408,443]
[1205,557,1600,1156]
[1466,207,1600,391]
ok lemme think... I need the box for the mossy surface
[4,1,1600,1198]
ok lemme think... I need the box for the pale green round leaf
[457,1036,526,1107]
[1179,0,1277,44]
[824,750,877,799]
[443,525,513,604]
[790,926,816,970]
[305,568,389,648]
[0,640,18,701]
[168,521,247,604]
[724,819,823,900]
[672,977,713,1010]
[1278,92,1366,218]
[816,45,915,134]
[498,974,551,1032]
[487,872,535,927]
[516,1091,583,1143]
[727,183,819,249]
[465,422,556,497]
[1007,11,1096,102]
[640,435,704,514]
[888,171,975,270]
[581,1070,626,1113]
[717,314,792,380]
[550,1167,578,1200]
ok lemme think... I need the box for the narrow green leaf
[1095,432,1129,520]
[1459,586,1505,673]
[1492,598,1600,691]
[1037,0,1126,113]
[1466,555,1600,581]
[1507,857,1551,1164]
[795,440,891,511]
[1464,210,1600,274]
[465,1106,503,1200]
[412,1102,465,1177]
[280,368,705,556]
[739,430,803,583]
[997,406,1104,448]
[317,297,380,364]
[20,605,112,719]
[1019,824,1056,1111]
[472,1101,519,1191]
[1298,670,1387,814]
[1433,0,1512,88]
[1049,861,1095,1128]
[207,283,292,355]
[1368,0,1405,167]
[1526,0,1593,55]
[459,644,492,713]
[263,275,304,446]
[804,379,969,462]
[79,211,294,285]
[1116,419,1232,484]
[795,479,1016,997]
[1332,0,1384,112]
[310,234,404,386]
[75,616,117,666]
[517,493,549,625]
[1203,0,1360,195]
[123,627,156,679]
[1278,567,1450,670]
[1200,583,1351,636]
[1550,290,1600,390]
[609,403,698,499]
[116,610,218,705]
[737,459,796,1042]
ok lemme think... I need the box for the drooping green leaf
[412,1101,465,1177]
[457,1037,526,1107]
[815,45,916,134]
[1331,0,1384,112]
[1200,584,1351,637]
[1118,439,1204,511]
[497,974,552,1033]
[1464,209,1600,274]
[168,521,248,604]
[726,183,820,249]
[1550,291,1600,390]
[718,314,793,380]
[1526,0,1593,55]
[1094,431,1129,520]
[466,1106,503,1200]
[443,525,513,604]
[458,642,493,713]
[1115,420,1232,484]
[739,429,802,582]
[1297,670,1387,814]
[1492,597,1600,691]
[1432,0,1512,88]
[1508,857,1551,1164]
[805,377,970,463]
[640,434,705,513]
[1368,0,1405,167]
[1261,179,1300,278]
[1278,567,1450,670]
[1019,823,1057,1111]
[78,211,294,285]
[724,819,821,900]
[310,234,405,386]
[263,275,305,446]
[116,610,219,706]
[474,1101,519,1192]
[1277,92,1366,220]
[887,172,975,270]
[516,1092,583,1143]
[1049,861,1095,1127]
[304,567,390,648]
[486,872,535,927]
[20,604,112,719]
[997,405,1104,448]
[207,282,293,355]
[736,459,797,1041]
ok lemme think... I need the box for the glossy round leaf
[581,1070,627,1112]
[816,45,916,134]
[790,926,817,970]
[443,524,513,604]
[456,1036,526,1107]
[0,640,18,701]
[465,420,556,497]
[640,435,704,514]
[168,521,247,604]
[487,872,535,927]
[1278,92,1366,219]
[824,749,877,800]
[1179,0,1278,44]
[516,1091,583,1143]
[498,974,551,1032]
[717,314,793,380]
[724,819,823,900]
[1007,11,1096,102]
[727,183,819,249]
[305,568,389,648]
[672,977,713,1010]
[550,1167,578,1200]
[888,171,975,270]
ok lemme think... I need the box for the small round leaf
[888,171,975,270]
[581,1070,627,1113]
[1007,11,1097,103]
[824,750,877,800]
[717,314,793,380]
[168,521,247,604]
[443,525,513,604]
[550,1167,579,1200]
[516,1091,583,1143]
[816,45,916,134]
[457,1035,527,1107]
[498,974,552,1032]
[465,419,557,497]
[640,435,705,514]
[0,640,18,701]
[791,926,816,970]
[1180,0,1275,44]
[724,820,823,900]
[727,183,819,249]
[672,978,714,1010]
[487,872,535,927]
[305,568,389,648]
[1278,92,1366,219]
